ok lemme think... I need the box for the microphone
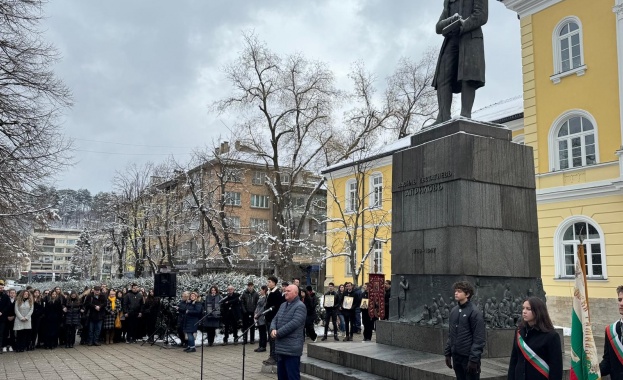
[260,306,274,316]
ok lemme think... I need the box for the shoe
[321,336,327,341]
[87,343,93,346]
[263,357,277,365]
[8,346,13,352]
[186,347,196,353]
[208,342,213,347]
[312,337,317,342]
[334,335,339,341]
[250,340,255,344]
[349,336,353,341]
[2,347,6,352]
[223,341,228,346]
[93,342,101,346]
[183,347,191,352]
[254,347,266,352]
[343,337,349,341]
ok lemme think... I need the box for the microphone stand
[195,311,213,380]
[236,319,260,380]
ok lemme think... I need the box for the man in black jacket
[0,280,10,354]
[321,282,340,341]
[600,285,623,380]
[123,283,144,343]
[221,285,241,345]
[84,286,107,346]
[444,281,485,380]
[263,275,285,366]
[341,282,361,342]
[240,282,259,344]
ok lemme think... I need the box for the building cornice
[323,155,394,180]
[536,177,623,204]
[502,0,564,18]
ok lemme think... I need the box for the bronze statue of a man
[432,0,489,125]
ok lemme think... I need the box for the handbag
[115,313,122,328]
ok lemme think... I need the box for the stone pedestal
[385,119,544,325]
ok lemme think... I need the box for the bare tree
[384,50,439,138]
[215,33,341,277]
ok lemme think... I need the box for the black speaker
[154,273,177,297]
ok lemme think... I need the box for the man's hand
[467,361,479,374]
[8,316,14,321]
[138,313,142,318]
[270,329,277,339]
[125,313,129,318]
[95,305,100,311]
[445,356,453,369]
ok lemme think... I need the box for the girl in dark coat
[301,289,317,341]
[63,291,82,348]
[182,292,203,353]
[30,289,44,350]
[202,287,222,347]
[507,297,562,380]
[43,292,63,349]
[143,290,160,342]
[114,290,125,343]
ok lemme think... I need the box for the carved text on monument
[403,183,443,196]
[397,171,453,189]
[413,248,437,255]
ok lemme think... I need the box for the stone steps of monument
[304,342,519,380]
[301,356,391,380]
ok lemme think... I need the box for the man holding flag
[570,241,601,380]
[599,285,623,379]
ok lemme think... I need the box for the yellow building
[503,0,623,327]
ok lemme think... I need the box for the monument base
[301,342,570,380]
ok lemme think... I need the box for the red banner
[367,273,385,320]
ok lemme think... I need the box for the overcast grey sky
[43,0,522,193]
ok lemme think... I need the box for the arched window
[548,111,598,171]
[554,217,606,279]
[345,179,357,213]
[369,173,383,208]
[551,17,586,83]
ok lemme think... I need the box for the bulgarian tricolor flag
[570,242,601,380]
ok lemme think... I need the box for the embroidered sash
[605,322,623,364]
[516,330,550,378]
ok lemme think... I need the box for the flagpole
[577,235,589,316]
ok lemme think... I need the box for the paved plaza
[0,340,281,380]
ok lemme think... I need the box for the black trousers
[65,324,77,346]
[343,310,356,337]
[362,310,376,340]
[452,354,480,380]
[323,309,338,337]
[125,314,140,341]
[205,327,216,345]
[266,316,275,358]
[257,325,267,349]
[223,317,238,342]
[241,313,255,342]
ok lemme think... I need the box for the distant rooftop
[470,95,523,123]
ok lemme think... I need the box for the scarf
[109,296,116,310]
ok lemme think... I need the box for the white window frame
[370,240,383,273]
[553,216,607,280]
[548,109,600,171]
[551,16,587,83]
[369,173,383,209]
[251,194,270,209]
[224,191,241,206]
[250,218,269,232]
[252,171,265,186]
[228,216,241,233]
[345,179,357,213]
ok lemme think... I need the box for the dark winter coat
[43,297,63,331]
[221,292,241,323]
[177,299,189,327]
[600,321,623,380]
[64,298,82,326]
[444,300,486,362]
[123,291,144,316]
[265,288,284,322]
[182,301,203,334]
[240,289,259,314]
[84,293,107,321]
[142,296,160,318]
[270,298,307,357]
[304,295,317,325]
[432,0,488,92]
[508,325,563,380]
[202,294,222,328]
[0,291,10,322]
